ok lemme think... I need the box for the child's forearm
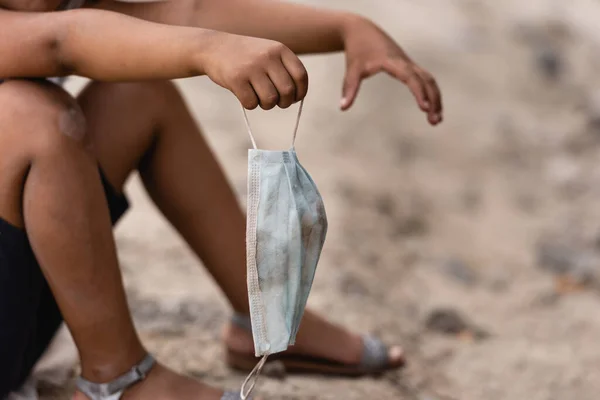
[95,0,353,55]
[192,0,352,54]
[0,8,212,81]
[1,6,311,110]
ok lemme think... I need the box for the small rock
[533,291,561,307]
[536,238,598,286]
[425,308,489,340]
[262,360,287,379]
[425,309,470,335]
[392,215,428,237]
[130,297,162,324]
[441,258,478,286]
[177,300,205,324]
[374,194,395,217]
[187,369,209,379]
[472,328,491,340]
[535,46,563,81]
[148,326,185,338]
[537,240,573,275]
[339,274,370,297]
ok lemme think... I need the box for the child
[0,1,443,399]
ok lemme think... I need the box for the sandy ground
[16,1,600,399]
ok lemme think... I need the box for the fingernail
[340,98,348,108]
[424,101,430,109]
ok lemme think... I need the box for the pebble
[339,273,370,297]
[536,239,598,285]
[425,308,489,340]
[393,215,428,238]
[425,308,470,335]
[441,258,478,286]
[535,46,563,81]
[262,360,287,379]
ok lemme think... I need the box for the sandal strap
[360,335,389,370]
[75,354,156,400]
[232,314,390,371]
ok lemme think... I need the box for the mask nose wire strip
[241,100,304,150]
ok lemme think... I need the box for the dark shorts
[0,169,129,396]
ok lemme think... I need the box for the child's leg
[0,80,230,400]
[3,161,132,394]
[78,80,403,369]
[0,79,145,382]
[78,80,250,313]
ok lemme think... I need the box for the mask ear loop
[240,354,269,400]
[242,107,259,150]
[290,99,304,149]
[241,100,304,150]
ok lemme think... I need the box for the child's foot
[223,309,405,375]
[72,362,257,400]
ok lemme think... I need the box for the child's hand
[341,16,443,126]
[202,33,308,110]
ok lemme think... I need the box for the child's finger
[341,65,362,110]
[249,73,279,110]
[383,62,430,112]
[280,49,309,102]
[416,68,443,122]
[234,81,260,110]
[268,63,297,109]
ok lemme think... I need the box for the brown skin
[1,0,442,122]
[93,0,442,123]
[1,0,63,11]
[0,1,441,398]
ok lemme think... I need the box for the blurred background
[34,0,600,399]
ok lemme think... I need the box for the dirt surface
[21,1,600,399]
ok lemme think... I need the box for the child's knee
[0,80,89,158]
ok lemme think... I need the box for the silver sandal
[76,354,251,400]
[228,314,402,376]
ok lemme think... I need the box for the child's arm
[0,8,308,109]
[95,0,442,125]
[93,0,347,55]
